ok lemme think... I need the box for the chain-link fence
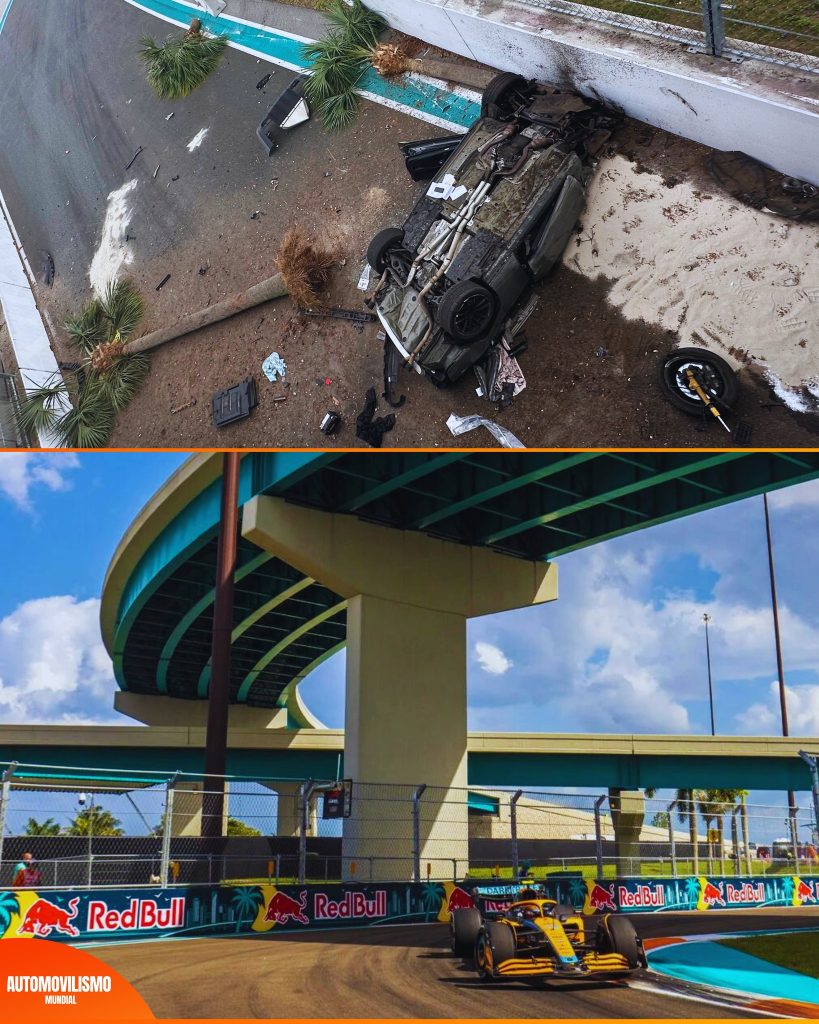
[506,0,819,73]
[0,370,26,448]
[1,763,816,888]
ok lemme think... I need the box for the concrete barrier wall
[2,875,817,943]
[366,0,819,184]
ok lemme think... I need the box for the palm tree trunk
[405,57,493,92]
[717,816,725,875]
[123,273,288,355]
[741,795,752,876]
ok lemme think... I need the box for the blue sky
[1,451,818,749]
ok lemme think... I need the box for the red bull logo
[725,882,765,904]
[17,897,80,938]
[796,879,816,903]
[263,890,309,925]
[483,899,511,914]
[588,883,617,912]
[446,887,474,912]
[701,881,726,907]
[314,891,387,921]
[618,884,666,909]
[87,897,185,932]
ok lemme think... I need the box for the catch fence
[507,0,819,73]
[1,762,816,888]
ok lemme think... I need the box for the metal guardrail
[0,371,27,447]
[518,0,819,73]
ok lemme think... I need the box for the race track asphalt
[89,909,819,1018]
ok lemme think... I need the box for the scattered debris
[153,164,161,179]
[257,74,310,156]
[256,73,272,90]
[595,346,610,358]
[39,251,55,287]
[355,387,396,448]
[299,306,376,332]
[262,351,287,383]
[124,146,144,171]
[171,397,197,414]
[320,410,342,435]
[156,274,171,291]
[250,210,263,220]
[446,412,525,448]
[213,377,257,427]
[705,151,819,221]
[170,175,180,183]
[382,335,406,408]
[198,265,209,275]
[357,264,371,291]
[165,112,175,121]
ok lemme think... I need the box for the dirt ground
[32,74,817,450]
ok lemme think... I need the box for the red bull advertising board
[1,874,817,943]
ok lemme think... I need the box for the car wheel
[658,347,738,415]
[477,921,516,980]
[481,73,528,118]
[367,227,405,273]
[596,914,643,969]
[437,281,497,342]
[450,907,482,955]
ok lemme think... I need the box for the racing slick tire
[596,914,644,969]
[367,227,405,273]
[658,346,738,415]
[437,280,497,343]
[475,921,516,981]
[450,907,482,955]
[481,73,528,117]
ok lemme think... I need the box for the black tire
[481,73,528,117]
[658,346,738,415]
[596,914,642,969]
[437,281,497,343]
[450,907,482,955]
[367,227,405,273]
[475,921,516,980]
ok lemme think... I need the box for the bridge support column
[243,496,558,882]
[265,782,317,837]
[609,789,644,876]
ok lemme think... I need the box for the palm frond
[100,279,145,342]
[88,353,150,412]
[317,89,361,132]
[65,300,107,354]
[323,0,386,48]
[139,31,228,101]
[16,377,70,440]
[54,394,115,449]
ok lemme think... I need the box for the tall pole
[763,494,798,841]
[703,613,715,735]
[203,452,241,839]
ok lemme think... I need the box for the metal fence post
[668,799,678,878]
[789,804,801,872]
[799,751,819,847]
[593,794,606,878]
[731,806,741,873]
[412,784,426,883]
[298,780,313,885]
[509,790,524,879]
[700,0,725,56]
[0,763,16,879]
[160,775,177,887]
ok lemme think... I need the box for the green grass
[721,932,819,977]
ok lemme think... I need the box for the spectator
[13,852,42,888]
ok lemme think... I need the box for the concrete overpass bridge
[97,451,819,876]
[0,726,813,792]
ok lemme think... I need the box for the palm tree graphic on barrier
[684,877,700,909]
[231,887,264,932]
[568,878,587,909]
[0,891,20,937]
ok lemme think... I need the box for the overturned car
[366,74,618,398]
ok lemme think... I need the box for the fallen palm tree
[140,19,229,101]
[124,229,335,356]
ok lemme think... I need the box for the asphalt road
[90,910,819,1018]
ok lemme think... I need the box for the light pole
[763,493,799,863]
[702,613,715,735]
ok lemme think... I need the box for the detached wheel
[367,227,405,273]
[476,921,516,980]
[450,907,482,955]
[437,281,496,342]
[597,915,643,969]
[481,73,528,117]
[658,347,737,415]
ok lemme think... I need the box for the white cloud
[736,680,819,736]
[0,596,116,723]
[767,478,819,512]
[0,453,80,510]
[474,641,513,676]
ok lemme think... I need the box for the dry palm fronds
[274,228,337,308]
[370,43,411,78]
